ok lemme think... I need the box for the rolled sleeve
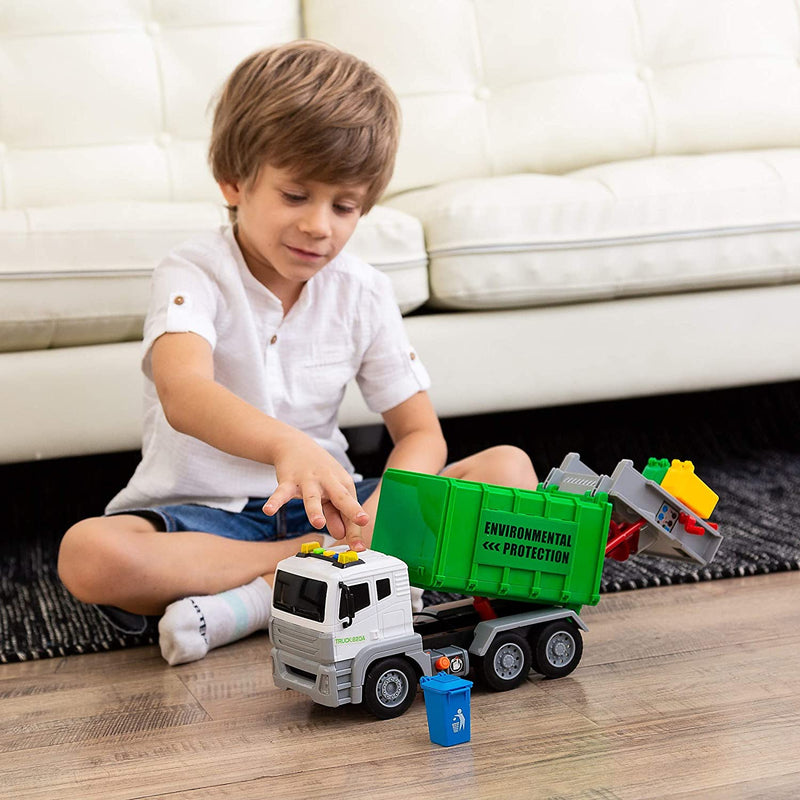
[141,255,219,378]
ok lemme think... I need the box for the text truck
[269,453,722,718]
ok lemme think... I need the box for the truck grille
[271,617,324,658]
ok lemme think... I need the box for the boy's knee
[484,445,538,488]
[58,518,120,602]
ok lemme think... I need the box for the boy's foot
[158,576,272,665]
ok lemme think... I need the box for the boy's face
[219,165,368,308]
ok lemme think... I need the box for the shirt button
[270,334,278,345]
[409,351,416,361]
[174,296,184,306]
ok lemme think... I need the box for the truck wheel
[363,657,417,719]
[480,632,532,692]
[532,621,583,679]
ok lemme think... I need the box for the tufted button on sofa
[2,0,800,463]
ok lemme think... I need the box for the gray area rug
[2,449,798,663]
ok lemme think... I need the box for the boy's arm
[150,331,368,543]
[360,391,448,540]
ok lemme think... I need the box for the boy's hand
[263,434,369,551]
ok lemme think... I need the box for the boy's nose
[299,205,332,238]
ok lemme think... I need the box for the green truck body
[371,469,613,613]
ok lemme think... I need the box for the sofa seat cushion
[0,202,428,353]
[386,149,800,309]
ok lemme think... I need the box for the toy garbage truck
[269,453,722,719]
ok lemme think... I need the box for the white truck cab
[270,544,451,717]
[271,545,415,660]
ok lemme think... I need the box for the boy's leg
[59,514,330,666]
[58,514,325,615]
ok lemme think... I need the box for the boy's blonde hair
[209,40,400,221]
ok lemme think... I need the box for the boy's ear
[218,181,242,206]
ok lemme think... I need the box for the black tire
[479,632,532,692]
[362,657,417,719]
[531,621,583,679]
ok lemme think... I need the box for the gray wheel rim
[545,630,575,667]
[375,669,409,707]
[493,642,525,680]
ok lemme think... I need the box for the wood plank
[580,573,798,665]
[85,696,800,800]
[0,667,208,753]
[667,772,800,800]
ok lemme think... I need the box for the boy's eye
[282,192,306,204]
[334,204,358,215]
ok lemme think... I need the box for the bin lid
[420,672,473,694]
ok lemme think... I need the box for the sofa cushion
[0,2,300,207]
[0,203,428,352]
[306,0,800,197]
[386,149,800,309]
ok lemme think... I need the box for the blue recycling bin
[420,672,473,746]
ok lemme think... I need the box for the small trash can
[420,672,473,746]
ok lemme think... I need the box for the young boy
[58,41,537,666]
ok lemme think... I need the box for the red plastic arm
[605,519,646,558]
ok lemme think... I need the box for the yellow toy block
[661,460,719,519]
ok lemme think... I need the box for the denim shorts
[115,477,380,542]
[97,477,379,635]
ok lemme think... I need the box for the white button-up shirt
[107,227,430,513]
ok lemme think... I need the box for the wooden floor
[2,571,799,800]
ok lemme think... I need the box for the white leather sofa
[3,0,800,464]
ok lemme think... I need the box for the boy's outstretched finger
[262,482,300,517]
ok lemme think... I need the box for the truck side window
[339,582,370,620]
[376,578,391,601]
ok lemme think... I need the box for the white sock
[158,577,272,666]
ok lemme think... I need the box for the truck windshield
[273,570,327,622]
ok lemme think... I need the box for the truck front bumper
[271,648,351,708]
